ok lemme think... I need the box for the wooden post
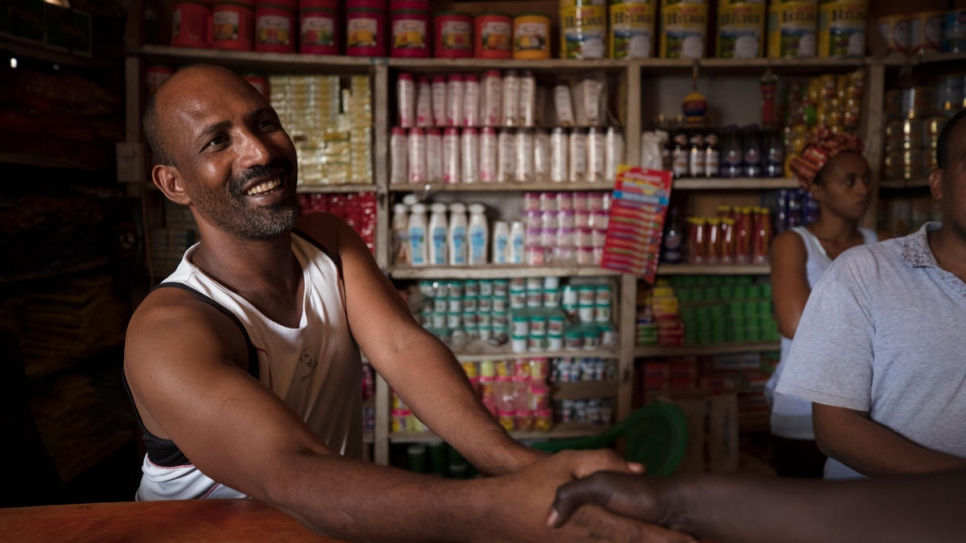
[616,273,638,423]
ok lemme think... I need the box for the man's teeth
[246,178,281,195]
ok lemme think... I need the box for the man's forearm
[667,471,966,543]
[814,408,966,477]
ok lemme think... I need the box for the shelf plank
[389,57,631,72]
[879,177,930,189]
[634,341,781,358]
[673,178,798,190]
[0,36,116,69]
[552,381,618,400]
[0,257,111,286]
[390,265,621,279]
[389,423,610,444]
[0,152,112,173]
[655,264,771,276]
[389,182,615,193]
[697,56,866,73]
[297,183,378,194]
[137,45,374,73]
[445,339,618,362]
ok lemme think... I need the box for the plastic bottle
[509,220,525,264]
[742,125,762,178]
[703,129,719,178]
[492,220,509,264]
[661,207,683,264]
[428,203,449,265]
[468,203,489,265]
[448,202,468,266]
[408,203,428,266]
[392,202,411,265]
[719,125,742,178]
[763,126,784,179]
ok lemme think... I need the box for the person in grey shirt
[776,108,966,479]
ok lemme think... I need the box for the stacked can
[522,191,610,266]
[508,277,563,353]
[417,279,510,345]
[562,282,617,350]
[555,398,614,426]
[882,80,959,180]
[464,358,552,431]
[551,357,614,383]
[672,276,780,345]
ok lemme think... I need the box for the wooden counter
[0,499,342,542]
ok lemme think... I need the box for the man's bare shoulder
[125,287,249,371]
[294,212,347,249]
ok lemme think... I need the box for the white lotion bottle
[428,203,449,265]
[448,202,468,266]
[408,203,428,266]
[467,204,489,265]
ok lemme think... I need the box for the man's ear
[152,164,190,205]
[928,168,943,201]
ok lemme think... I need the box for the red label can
[434,11,472,58]
[474,13,512,59]
[391,9,431,58]
[212,0,254,50]
[171,0,212,48]
[300,5,338,54]
[346,6,386,56]
[254,0,296,53]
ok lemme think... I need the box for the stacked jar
[466,358,553,432]
[212,0,254,50]
[434,11,473,58]
[254,0,297,53]
[390,0,431,57]
[522,191,610,266]
[346,0,387,56]
[561,282,616,350]
[414,279,511,347]
[475,12,513,58]
[171,0,214,48]
[299,0,338,54]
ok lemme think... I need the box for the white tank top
[767,226,877,440]
[135,232,363,501]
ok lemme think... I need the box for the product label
[661,4,707,59]
[347,17,378,48]
[431,226,448,264]
[480,21,511,50]
[451,226,467,264]
[610,3,656,59]
[256,15,291,46]
[302,16,335,46]
[514,21,547,52]
[819,2,867,57]
[769,2,817,58]
[469,228,486,264]
[393,19,426,49]
[562,6,606,59]
[213,11,241,41]
[495,234,508,263]
[441,20,471,51]
[409,226,426,265]
[717,3,765,59]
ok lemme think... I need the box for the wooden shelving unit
[672,178,798,190]
[389,182,615,193]
[656,264,771,276]
[635,342,780,359]
[390,422,611,444]
[297,183,379,194]
[390,265,621,279]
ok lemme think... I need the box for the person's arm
[812,403,966,476]
[296,213,541,475]
[770,230,810,339]
[125,289,682,543]
[548,469,966,543]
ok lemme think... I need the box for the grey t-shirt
[777,222,966,479]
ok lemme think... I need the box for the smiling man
[123,64,690,543]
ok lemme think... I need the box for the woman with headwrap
[765,128,877,478]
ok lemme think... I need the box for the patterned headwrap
[789,127,865,189]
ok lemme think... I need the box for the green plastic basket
[532,402,688,477]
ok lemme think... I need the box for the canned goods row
[511,322,617,354]
[882,148,939,181]
[524,191,611,213]
[397,71,608,130]
[878,9,966,55]
[884,76,966,122]
[390,126,625,185]
[685,208,772,266]
[556,398,613,427]
[551,357,613,384]
[523,208,609,232]
[883,117,946,151]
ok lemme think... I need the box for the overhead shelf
[297,184,378,194]
[448,341,619,362]
[137,45,374,74]
[879,177,930,189]
[635,341,781,358]
[389,57,631,73]
[0,36,116,69]
[390,423,610,444]
[656,264,771,276]
[673,178,798,190]
[390,264,621,279]
[389,182,615,193]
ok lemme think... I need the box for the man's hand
[548,471,672,531]
[480,451,694,543]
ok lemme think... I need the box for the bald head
[143,64,264,166]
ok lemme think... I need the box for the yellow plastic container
[717,1,766,58]
[513,13,551,59]
[609,1,657,59]
[817,0,867,58]
[768,1,818,58]
[660,0,708,59]
[560,5,607,59]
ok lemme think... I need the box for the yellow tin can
[660,0,709,59]
[513,13,551,59]
[818,0,867,58]
[561,5,607,59]
[559,0,606,7]
[609,1,657,58]
[717,1,766,58]
[768,1,818,58]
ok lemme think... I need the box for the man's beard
[190,162,300,241]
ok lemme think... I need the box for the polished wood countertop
[0,498,341,542]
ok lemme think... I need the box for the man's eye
[258,119,279,131]
[205,135,228,149]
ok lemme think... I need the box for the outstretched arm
[299,213,541,475]
[770,230,810,338]
[549,470,966,543]
[812,404,966,477]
